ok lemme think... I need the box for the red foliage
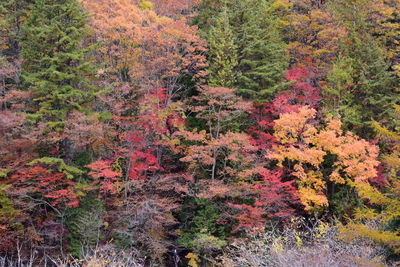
[369,165,388,188]
[12,166,81,208]
[86,160,121,193]
[232,170,299,233]
[231,204,265,233]
[111,88,185,181]
[273,67,321,114]
[126,143,160,180]
[248,67,321,151]
[254,170,298,219]
[248,103,277,150]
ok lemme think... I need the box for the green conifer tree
[342,31,397,138]
[232,0,288,102]
[206,4,238,88]
[330,0,398,138]
[196,0,288,102]
[322,55,354,117]
[21,0,96,131]
[0,0,30,59]
[192,0,224,33]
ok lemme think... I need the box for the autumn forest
[0,0,399,266]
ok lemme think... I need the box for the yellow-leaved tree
[340,105,400,254]
[268,106,380,214]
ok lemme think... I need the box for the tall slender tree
[329,0,398,138]
[232,0,288,102]
[21,0,96,131]
[206,3,238,88]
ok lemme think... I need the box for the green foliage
[0,0,31,56]
[0,169,10,179]
[197,0,288,102]
[342,32,397,138]
[322,55,354,116]
[328,184,362,219]
[138,0,153,10]
[28,157,83,179]
[206,5,238,88]
[192,0,225,31]
[0,185,19,222]
[72,151,93,169]
[2,0,400,263]
[330,0,399,138]
[64,195,105,258]
[179,198,230,253]
[231,0,288,101]
[21,0,96,130]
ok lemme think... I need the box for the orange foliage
[149,0,202,16]
[284,6,347,72]
[176,87,257,180]
[82,0,207,95]
[269,106,380,212]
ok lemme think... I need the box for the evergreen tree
[196,0,288,102]
[206,4,238,88]
[21,0,96,131]
[0,0,31,60]
[330,0,398,138]
[342,31,397,138]
[192,0,224,32]
[232,0,288,102]
[322,55,354,117]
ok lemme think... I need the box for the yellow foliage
[298,187,328,212]
[340,104,400,254]
[186,253,200,267]
[339,222,400,254]
[314,221,329,239]
[270,107,380,214]
[273,107,316,144]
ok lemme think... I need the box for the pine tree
[322,55,354,117]
[197,0,288,102]
[0,0,30,59]
[21,0,96,131]
[206,4,238,88]
[330,0,398,138]
[192,0,225,33]
[232,0,288,102]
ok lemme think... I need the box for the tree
[21,0,96,131]
[197,0,288,102]
[137,18,208,99]
[231,169,299,233]
[232,0,288,101]
[340,105,400,254]
[329,0,398,138]
[273,66,321,114]
[283,1,346,74]
[149,0,201,16]
[269,106,380,214]
[322,55,354,115]
[176,86,256,180]
[192,0,225,32]
[0,0,30,62]
[81,0,151,84]
[206,4,238,88]
[369,0,400,76]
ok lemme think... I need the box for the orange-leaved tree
[339,105,400,254]
[268,106,380,214]
[175,86,257,181]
